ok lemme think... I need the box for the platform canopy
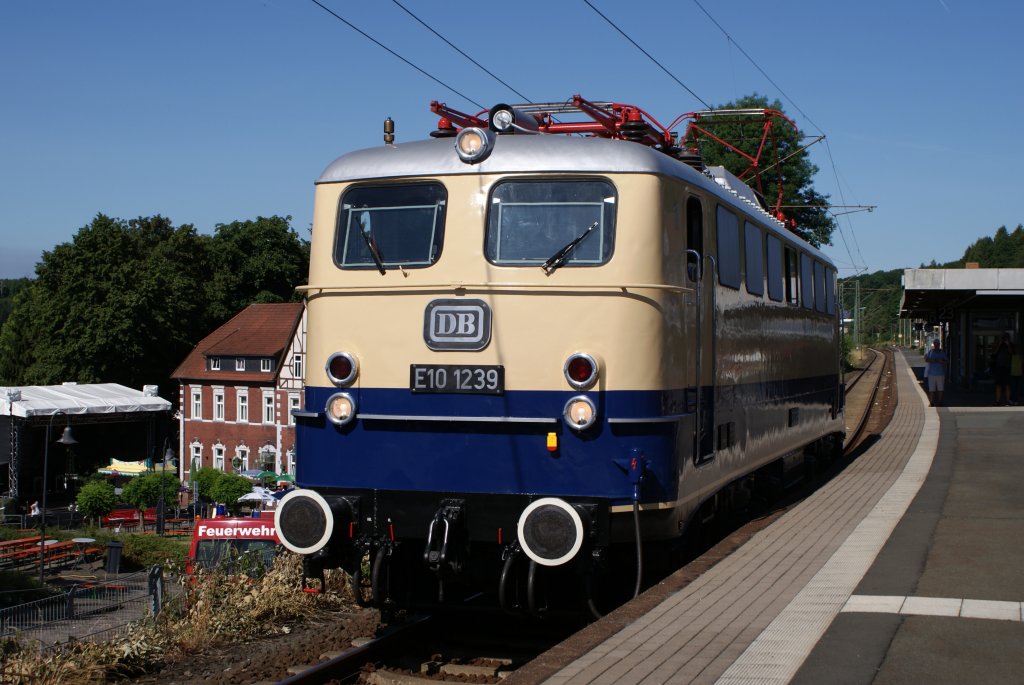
[900,268,1024,319]
[0,383,171,419]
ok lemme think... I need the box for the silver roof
[316,134,833,264]
[317,135,698,184]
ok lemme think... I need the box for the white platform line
[715,359,940,685]
[843,594,1024,621]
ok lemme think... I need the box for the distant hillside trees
[0,213,307,391]
[957,224,1024,268]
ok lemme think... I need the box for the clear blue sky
[2,1,1021,279]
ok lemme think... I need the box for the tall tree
[0,214,211,388]
[205,216,309,323]
[687,94,835,248]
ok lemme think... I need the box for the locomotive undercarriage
[280,488,639,617]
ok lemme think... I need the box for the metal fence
[0,567,164,651]
[1,514,26,528]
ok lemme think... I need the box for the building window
[190,442,202,471]
[258,445,276,470]
[261,358,272,372]
[288,393,300,426]
[286,449,295,475]
[292,354,303,379]
[237,446,249,472]
[210,358,221,371]
[191,389,202,419]
[236,358,245,371]
[213,444,225,471]
[237,391,248,423]
[214,388,225,421]
[263,393,275,424]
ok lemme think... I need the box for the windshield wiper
[541,221,598,275]
[360,220,386,275]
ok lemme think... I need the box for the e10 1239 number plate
[410,364,504,394]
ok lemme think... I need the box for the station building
[900,266,1024,388]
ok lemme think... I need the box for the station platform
[531,349,1024,684]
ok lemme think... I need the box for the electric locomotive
[276,97,845,616]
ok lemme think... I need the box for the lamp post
[40,411,76,584]
[157,440,176,536]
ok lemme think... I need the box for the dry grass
[0,552,357,684]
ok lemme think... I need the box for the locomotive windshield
[335,183,447,270]
[485,180,616,267]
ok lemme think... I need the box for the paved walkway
[541,349,1024,684]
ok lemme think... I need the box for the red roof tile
[171,303,303,382]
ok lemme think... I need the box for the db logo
[424,299,491,350]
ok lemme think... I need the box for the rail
[279,614,433,684]
[843,347,889,454]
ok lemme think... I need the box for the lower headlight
[275,489,335,555]
[563,396,596,431]
[517,497,586,567]
[326,392,356,426]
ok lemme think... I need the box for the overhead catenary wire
[390,0,534,105]
[307,0,485,111]
[689,0,868,273]
[692,0,824,137]
[582,0,713,111]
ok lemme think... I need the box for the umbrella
[256,470,278,481]
[238,491,275,503]
[276,474,295,483]
[239,469,264,479]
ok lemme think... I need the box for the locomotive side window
[766,234,783,301]
[335,183,447,270]
[715,206,740,289]
[485,180,616,267]
[813,260,827,313]
[744,222,764,296]
[825,268,837,315]
[800,253,814,309]
[686,197,703,281]
[784,246,800,305]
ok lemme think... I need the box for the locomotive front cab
[284,125,706,614]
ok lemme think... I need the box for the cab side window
[686,197,703,281]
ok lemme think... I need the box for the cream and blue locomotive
[276,98,845,616]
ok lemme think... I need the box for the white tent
[1,383,171,418]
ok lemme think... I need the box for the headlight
[563,396,596,431]
[490,106,515,133]
[455,127,494,163]
[326,392,356,426]
[326,352,358,386]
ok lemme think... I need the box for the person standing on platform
[924,339,948,407]
[990,333,1014,406]
[1010,347,1022,405]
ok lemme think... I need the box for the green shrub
[120,534,189,570]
